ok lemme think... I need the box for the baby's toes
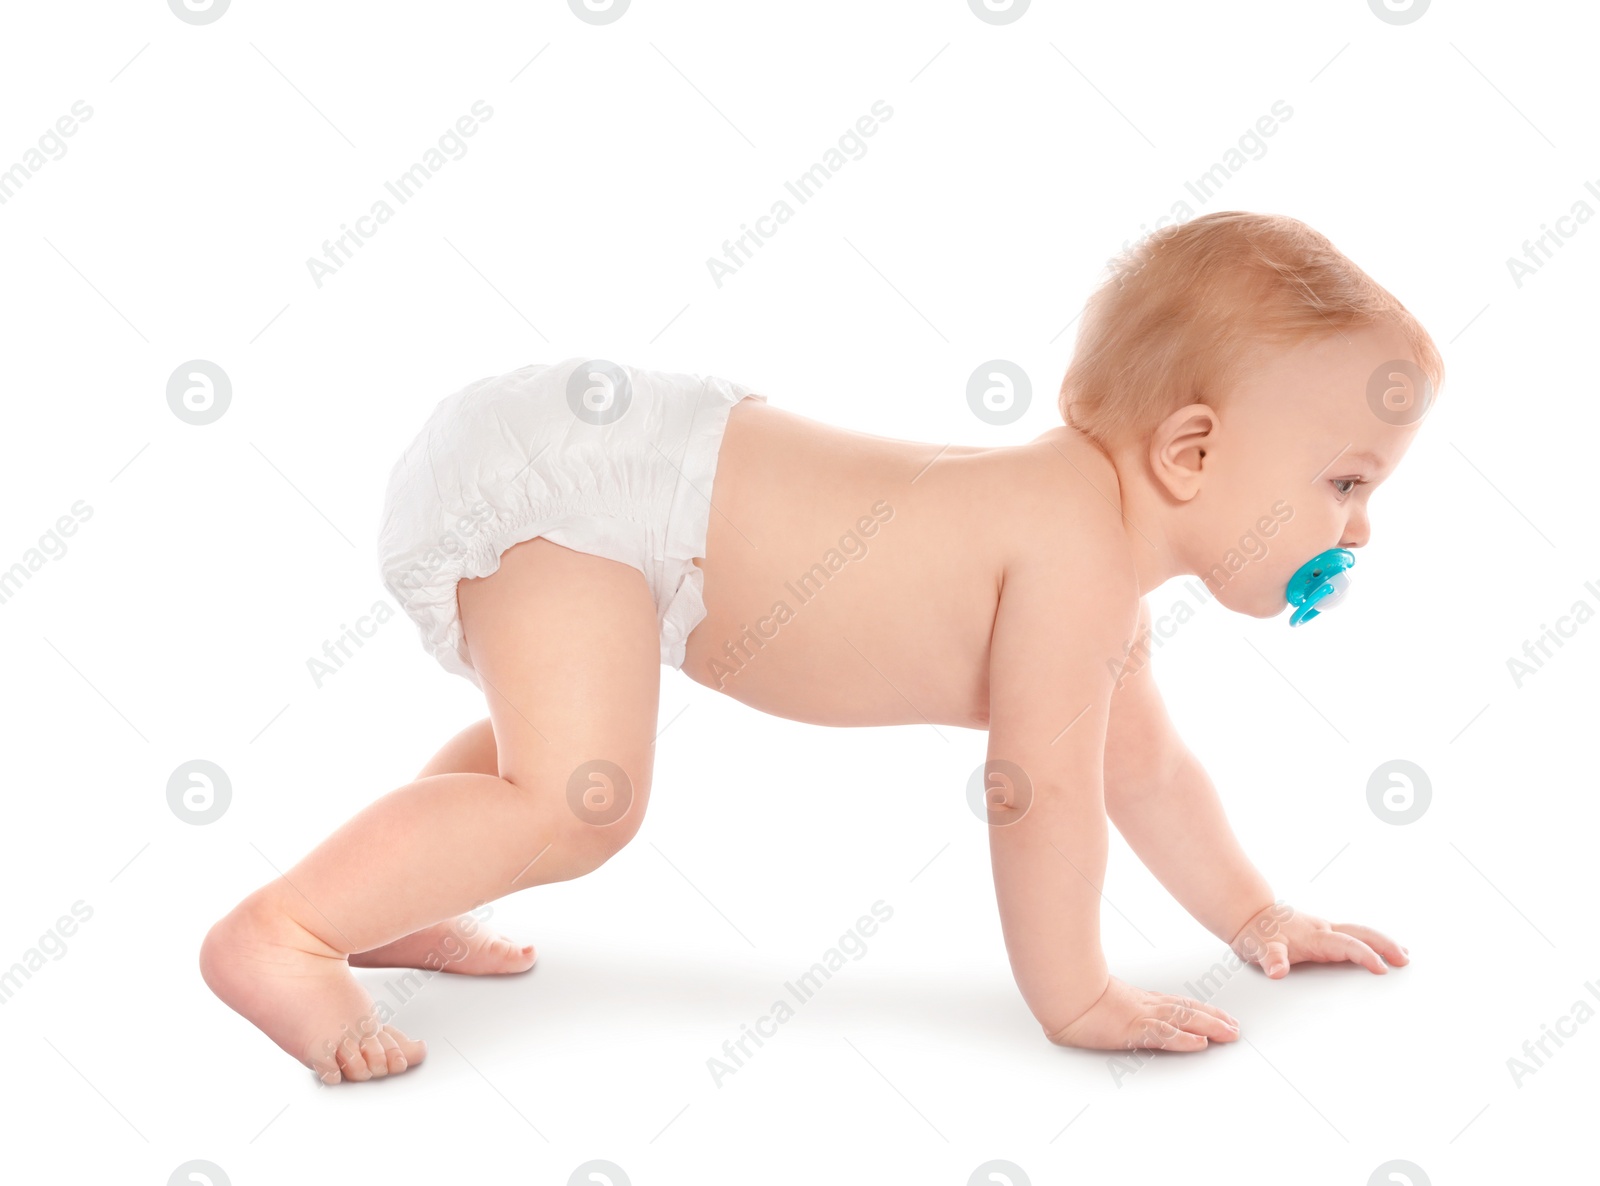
[496,937,537,971]
[383,1025,427,1069]
[469,933,536,973]
[336,1036,374,1082]
[376,1028,409,1075]
[358,1032,390,1078]
[310,1046,343,1086]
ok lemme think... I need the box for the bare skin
[347,719,537,979]
[202,324,1418,1081]
[198,721,540,1083]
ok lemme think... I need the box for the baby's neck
[1028,424,1188,598]
[1098,441,1189,598]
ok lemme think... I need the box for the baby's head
[1060,211,1444,618]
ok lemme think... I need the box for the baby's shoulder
[985,427,1133,574]
[980,427,1141,649]
[981,429,1142,708]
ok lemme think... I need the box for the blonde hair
[1059,211,1445,450]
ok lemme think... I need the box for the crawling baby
[201,210,1438,1082]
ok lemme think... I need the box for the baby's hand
[1045,976,1241,1052]
[1230,901,1410,978]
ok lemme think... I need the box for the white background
[1,0,1595,1182]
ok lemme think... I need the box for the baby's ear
[1148,401,1216,501]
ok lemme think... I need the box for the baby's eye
[1331,478,1360,498]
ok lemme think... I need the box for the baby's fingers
[1249,938,1291,978]
[1161,996,1240,1042]
[1333,922,1409,967]
[1307,929,1386,974]
[1132,1019,1209,1052]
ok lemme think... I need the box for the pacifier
[1285,547,1355,627]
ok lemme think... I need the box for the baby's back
[689,398,1127,726]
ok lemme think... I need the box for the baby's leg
[348,718,538,975]
[200,538,661,1083]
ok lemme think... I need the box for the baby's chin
[1217,582,1292,619]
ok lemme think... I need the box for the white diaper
[376,357,765,688]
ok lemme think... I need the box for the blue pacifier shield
[1285,547,1355,627]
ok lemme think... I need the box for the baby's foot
[200,894,427,1085]
[350,916,537,975]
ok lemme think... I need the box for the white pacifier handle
[1316,570,1352,610]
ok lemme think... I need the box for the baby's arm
[1104,598,1409,976]
[1103,600,1276,943]
[985,541,1238,1050]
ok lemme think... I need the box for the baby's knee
[521,757,649,873]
